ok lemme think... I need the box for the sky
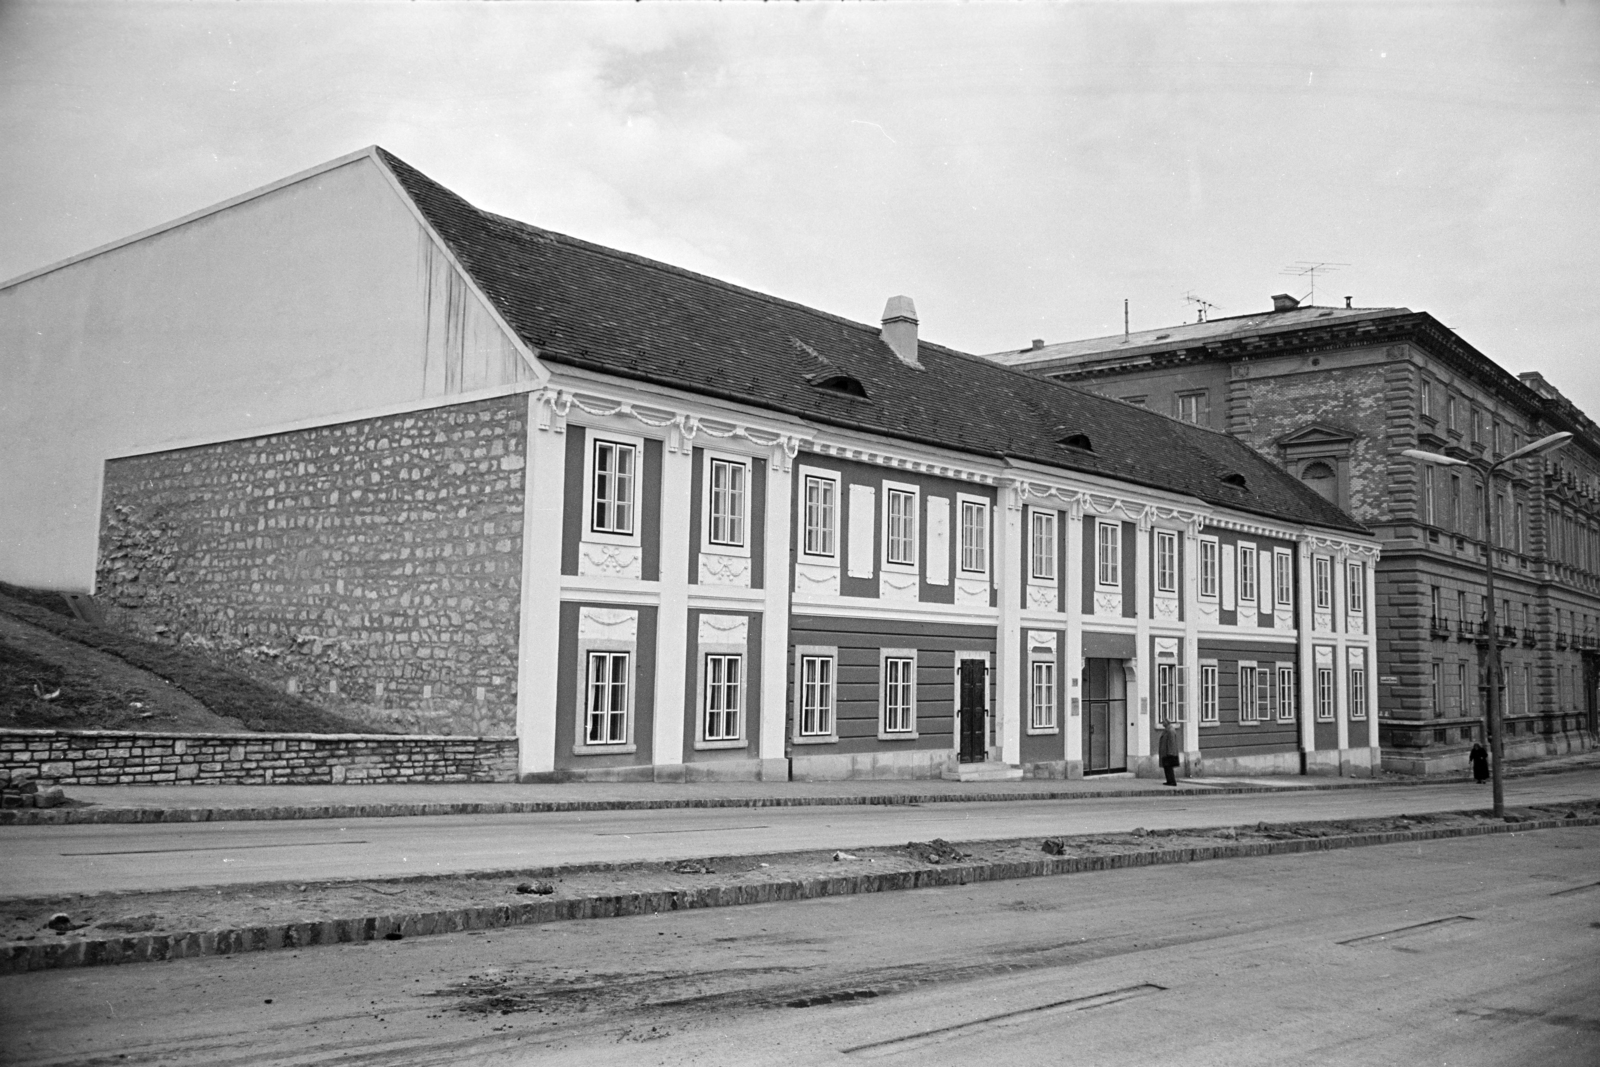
[3,0,1598,415]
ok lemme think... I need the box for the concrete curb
[5,814,1594,975]
[0,780,1420,825]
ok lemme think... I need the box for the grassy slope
[0,587,372,734]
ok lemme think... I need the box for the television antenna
[1183,291,1222,323]
[1279,261,1349,305]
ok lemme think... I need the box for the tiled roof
[379,149,1365,535]
[986,305,1412,367]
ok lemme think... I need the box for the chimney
[1271,293,1300,312]
[1030,338,1045,351]
[881,295,922,368]
[1344,295,1353,309]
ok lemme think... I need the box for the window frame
[1348,650,1367,721]
[1029,654,1059,733]
[705,454,750,550]
[1346,561,1365,614]
[1155,529,1178,595]
[1237,542,1258,605]
[1276,665,1296,722]
[957,494,990,577]
[793,647,839,744]
[1199,661,1219,724]
[1239,661,1261,724]
[1030,508,1058,582]
[1273,549,1294,607]
[1175,390,1207,425]
[878,648,919,739]
[585,434,644,546]
[1313,556,1332,610]
[1199,537,1219,600]
[1096,519,1122,589]
[701,652,744,743]
[1315,665,1336,722]
[582,650,633,748]
[1156,661,1186,725]
[881,481,920,571]
[798,468,840,561]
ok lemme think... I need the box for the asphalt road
[2,823,1596,1066]
[5,771,1600,897]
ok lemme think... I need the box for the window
[1123,395,1148,408]
[1274,550,1293,607]
[1301,461,1337,504]
[1447,395,1457,433]
[1277,666,1296,721]
[1157,662,1186,724]
[1349,664,1367,720]
[885,487,916,566]
[1422,465,1435,525]
[585,651,631,745]
[1155,530,1178,594]
[802,474,837,557]
[1457,662,1471,715]
[703,654,742,741]
[1450,474,1462,530]
[1314,557,1332,610]
[1200,662,1219,723]
[1199,538,1219,599]
[1031,510,1057,581]
[959,498,989,574]
[1346,561,1365,613]
[1175,391,1207,425]
[708,458,747,547]
[1030,659,1057,731]
[590,440,637,535]
[1515,502,1525,552]
[1315,665,1335,721]
[1096,520,1121,587]
[881,654,916,735]
[797,653,835,738]
[1431,662,1442,717]
[1420,377,1433,419]
[1238,544,1257,603]
[1239,664,1262,723]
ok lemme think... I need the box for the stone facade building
[988,297,1600,772]
[2,149,1380,782]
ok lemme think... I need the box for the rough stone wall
[95,395,527,736]
[0,729,517,786]
[1234,356,1394,526]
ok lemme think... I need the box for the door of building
[958,659,988,763]
[1084,658,1128,774]
[1584,654,1599,738]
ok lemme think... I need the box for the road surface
[3,770,1597,895]
[1,824,1596,1066]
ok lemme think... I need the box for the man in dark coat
[1469,741,1489,784]
[1158,721,1181,787]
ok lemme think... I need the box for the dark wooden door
[958,659,987,763]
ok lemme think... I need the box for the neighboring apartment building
[0,148,1380,782]
[988,296,1600,772]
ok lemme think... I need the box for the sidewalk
[7,749,1598,826]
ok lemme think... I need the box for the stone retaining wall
[0,729,518,786]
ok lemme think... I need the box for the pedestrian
[1469,741,1489,784]
[1158,721,1181,787]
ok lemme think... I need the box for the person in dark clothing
[1158,721,1181,787]
[1469,741,1490,784]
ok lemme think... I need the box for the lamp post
[1403,432,1572,817]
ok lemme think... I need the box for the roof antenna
[1279,261,1349,305]
[1124,299,1129,341]
[1183,291,1222,324]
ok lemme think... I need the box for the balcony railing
[1429,615,1452,639]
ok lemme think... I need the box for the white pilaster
[516,394,567,776]
[1182,523,1201,756]
[652,441,694,775]
[1334,548,1350,754]
[1366,557,1381,756]
[1297,539,1316,756]
[1064,501,1085,770]
[996,482,1024,765]
[760,445,794,766]
[1131,513,1152,760]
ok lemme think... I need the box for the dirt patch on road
[7,804,1596,953]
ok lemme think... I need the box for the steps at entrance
[942,761,1024,782]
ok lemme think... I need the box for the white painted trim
[581,429,646,549]
[878,647,920,740]
[880,479,921,573]
[699,449,754,558]
[653,442,694,772]
[789,596,999,627]
[517,393,565,775]
[760,453,794,763]
[955,493,992,579]
[795,465,843,564]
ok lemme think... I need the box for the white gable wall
[0,152,537,591]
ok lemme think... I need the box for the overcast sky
[4,1,1597,415]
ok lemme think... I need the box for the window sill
[791,734,838,746]
[694,738,748,751]
[572,743,638,756]
[702,542,752,560]
[877,730,921,742]
[1026,725,1060,736]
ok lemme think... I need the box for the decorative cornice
[805,440,999,485]
[533,387,807,472]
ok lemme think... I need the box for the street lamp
[1402,431,1572,817]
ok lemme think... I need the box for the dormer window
[1057,433,1094,453]
[809,373,868,399]
[1220,472,1248,489]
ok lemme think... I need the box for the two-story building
[0,148,1381,782]
[988,296,1600,772]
